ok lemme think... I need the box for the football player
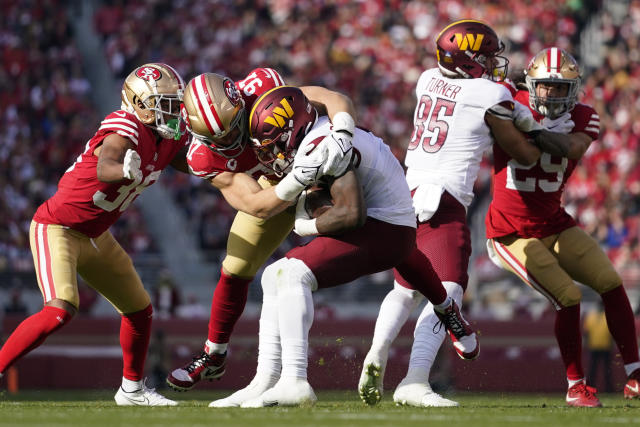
[166,69,357,394]
[485,47,640,407]
[214,86,481,408]
[0,63,189,406]
[357,20,565,407]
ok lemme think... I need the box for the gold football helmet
[121,63,185,139]
[181,73,246,158]
[525,47,581,119]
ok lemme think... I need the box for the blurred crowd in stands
[2,0,640,317]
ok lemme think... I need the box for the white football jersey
[404,68,513,208]
[301,117,416,228]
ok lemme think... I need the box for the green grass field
[1,390,638,427]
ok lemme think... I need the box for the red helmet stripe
[546,48,552,72]
[162,63,185,88]
[193,74,223,135]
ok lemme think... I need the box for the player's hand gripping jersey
[34,110,188,237]
[404,68,515,219]
[486,89,600,238]
[187,68,286,181]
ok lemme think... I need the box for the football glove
[122,149,143,181]
[512,102,544,134]
[542,112,575,134]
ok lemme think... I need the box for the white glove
[122,149,142,181]
[293,191,319,236]
[512,102,544,133]
[542,113,574,134]
[323,112,355,177]
[274,142,326,201]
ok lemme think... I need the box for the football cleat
[209,374,280,408]
[393,378,458,407]
[358,351,388,406]
[166,351,226,391]
[624,378,640,399]
[434,301,480,360]
[114,379,177,406]
[566,381,602,407]
[241,377,317,408]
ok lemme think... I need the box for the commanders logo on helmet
[436,19,508,81]
[181,73,247,158]
[525,47,582,119]
[121,63,185,140]
[249,86,317,176]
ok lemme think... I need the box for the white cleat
[209,374,280,408]
[114,380,178,406]
[358,351,388,406]
[241,377,317,408]
[393,379,458,407]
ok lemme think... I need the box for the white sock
[204,340,228,356]
[370,282,424,354]
[278,259,316,379]
[256,293,282,378]
[121,377,142,392]
[407,282,463,376]
[625,361,640,377]
[568,377,584,388]
[433,296,452,313]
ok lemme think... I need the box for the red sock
[601,285,640,364]
[120,304,153,381]
[207,269,251,344]
[0,306,72,373]
[555,304,583,381]
[394,249,447,305]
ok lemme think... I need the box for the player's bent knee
[222,256,261,279]
[596,269,622,294]
[262,258,289,296]
[45,298,78,317]
[281,258,318,292]
[557,285,582,308]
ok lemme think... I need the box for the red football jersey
[486,90,600,239]
[34,110,187,237]
[187,68,285,181]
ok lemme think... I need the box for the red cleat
[566,381,602,407]
[434,300,479,360]
[166,351,226,391]
[624,378,640,399]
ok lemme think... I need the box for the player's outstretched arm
[531,130,592,160]
[212,172,293,219]
[95,133,136,183]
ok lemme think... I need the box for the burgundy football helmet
[436,19,508,81]
[248,86,318,176]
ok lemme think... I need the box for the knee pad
[595,268,622,294]
[393,280,425,304]
[443,281,464,306]
[281,258,318,293]
[556,283,582,308]
[261,258,289,297]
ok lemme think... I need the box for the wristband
[332,112,355,136]
[294,218,319,236]
[275,173,306,201]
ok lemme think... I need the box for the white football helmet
[121,63,185,139]
[525,47,581,119]
[181,73,247,158]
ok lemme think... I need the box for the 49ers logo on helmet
[223,79,241,106]
[136,66,162,81]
